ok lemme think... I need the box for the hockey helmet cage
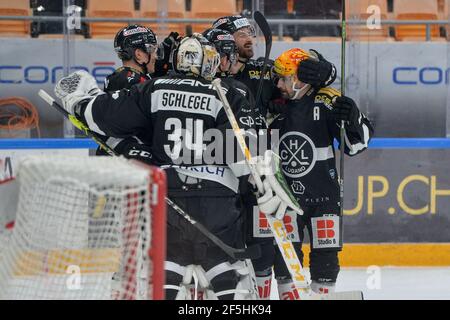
[176,34,220,81]
[212,15,255,36]
[114,24,159,61]
[202,28,238,65]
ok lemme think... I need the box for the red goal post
[0,155,166,300]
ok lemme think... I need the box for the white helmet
[176,34,220,81]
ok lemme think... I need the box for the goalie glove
[55,70,103,116]
[255,150,303,220]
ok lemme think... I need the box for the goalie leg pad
[164,261,187,300]
[164,262,219,300]
[273,239,304,280]
[206,260,259,300]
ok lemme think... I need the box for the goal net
[0,155,166,300]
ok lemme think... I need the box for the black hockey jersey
[96,66,150,156]
[221,76,266,133]
[269,87,374,206]
[79,74,259,180]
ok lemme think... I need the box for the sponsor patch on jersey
[154,78,214,90]
[315,88,341,110]
[248,70,271,80]
[291,180,305,195]
[311,215,340,249]
[253,206,300,241]
[278,132,317,178]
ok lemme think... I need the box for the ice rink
[271,267,450,300]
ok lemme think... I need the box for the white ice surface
[270,267,450,300]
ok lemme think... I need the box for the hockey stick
[38,89,261,261]
[212,79,363,300]
[253,11,272,109]
[249,11,313,298]
[212,78,312,297]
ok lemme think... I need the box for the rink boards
[1,138,450,266]
[0,39,449,138]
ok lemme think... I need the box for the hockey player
[97,25,180,159]
[104,24,159,92]
[263,48,374,297]
[202,28,265,134]
[212,15,342,299]
[104,24,180,92]
[53,34,296,300]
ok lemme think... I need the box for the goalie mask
[175,34,220,81]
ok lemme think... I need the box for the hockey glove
[55,70,102,116]
[298,49,336,88]
[153,32,181,77]
[331,96,360,130]
[256,151,303,220]
[160,32,181,59]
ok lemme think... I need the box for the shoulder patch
[315,87,341,110]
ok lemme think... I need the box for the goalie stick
[212,79,363,301]
[339,0,347,238]
[38,89,261,261]
[252,11,362,300]
[251,10,314,298]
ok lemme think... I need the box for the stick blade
[253,11,272,47]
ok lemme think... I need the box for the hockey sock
[276,278,300,300]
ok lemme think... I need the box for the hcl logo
[0,62,116,84]
[393,67,450,85]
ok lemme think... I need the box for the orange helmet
[273,48,313,77]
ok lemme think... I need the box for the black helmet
[114,24,158,61]
[212,15,255,36]
[202,28,237,65]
